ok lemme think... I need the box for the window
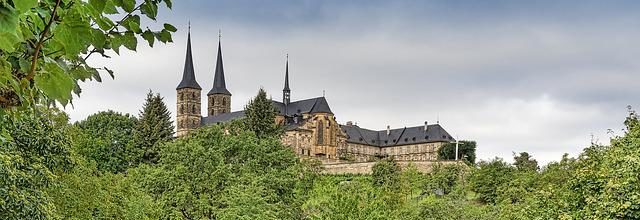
[412,137,416,141]
[425,135,429,139]
[191,92,195,99]
[316,120,324,145]
[180,105,184,114]
[180,93,184,101]
[404,138,408,142]
[222,98,226,106]
[192,105,196,114]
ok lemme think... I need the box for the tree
[133,90,174,164]
[468,158,515,204]
[0,0,175,109]
[512,152,539,172]
[437,140,477,164]
[423,163,467,196]
[372,158,401,189]
[244,88,281,138]
[0,108,72,219]
[73,110,137,173]
[0,0,175,139]
[133,125,309,219]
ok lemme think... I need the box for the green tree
[133,90,174,164]
[512,152,539,172]
[0,109,72,219]
[133,125,308,219]
[73,110,137,173]
[437,140,477,164]
[424,163,467,196]
[47,154,160,219]
[468,158,515,204]
[371,158,401,189]
[244,88,281,138]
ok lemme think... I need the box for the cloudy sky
[66,0,640,165]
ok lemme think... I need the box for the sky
[66,0,640,165]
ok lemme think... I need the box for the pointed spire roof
[177,26,201,90]
[208,30,231,96]
[283,54,290,92]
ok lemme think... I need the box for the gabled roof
[208,40,231,95]
[340,124,455,147]
[272,97,332,116]
[176,31,201,90]
[201,97,333,126]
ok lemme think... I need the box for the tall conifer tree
[134,91,175,163]
[244,88,281,138]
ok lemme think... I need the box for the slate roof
[176,31,201,90]
[201,97,332,125]
[208,40,231,95]
[340,124,455,147]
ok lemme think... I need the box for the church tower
[207,32,231,116]
[283,55,291,113]
[176,27,202,137]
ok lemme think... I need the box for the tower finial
[188,20,191,32]
[218,29,221,41]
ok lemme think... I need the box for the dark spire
[283,54,291,106]
[208,30,231,95]
[177,24,201,90]
[284,54,290,91]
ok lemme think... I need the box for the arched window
[180,105,184,114]
[180,93,184,101]
[222,98,226,106]
[192,105,196,114]
[316,120,324,145]
[191,92,195,99]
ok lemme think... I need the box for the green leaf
[52,10,92,58]
[140,0,158,20]
[104,0,119,14]
[164,0,173,9]
[142,30,154,47]
[122,31,137,51]
[163,23,177,32]
[91,29,106,49]
[35,62,74,105]
[89,0,107,13]
[14,0,38,12]
[0,5,20,52]
[156,29,172,43]
[123,15,141,33]
[122,0,136,13]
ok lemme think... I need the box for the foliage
[468,158,515,204]
[437,140,477,164]
[0,0,175,110]
[72,110,137,173]
[0,108,72,220]
[47,155,160,219]
[371,158,401,189]
[243,88,281,138]
[423,163,467,196]
[132,90,174,164]
[513,151,539,171]
[132,125,312,219]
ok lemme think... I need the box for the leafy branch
[27,0,62,82]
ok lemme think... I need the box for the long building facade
[175,30,455,163]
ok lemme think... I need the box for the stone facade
[176,88,202,137]
[207,94,231,116]
[280,112,347,160]
[322,161,462,174]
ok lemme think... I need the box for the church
[175,30,456,163]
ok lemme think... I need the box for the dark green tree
[1,109,72,219]
[73,110,137,173]
[468,158,515,204]
[437,140,477,164]
[133,91,174,164]
[513,152,539,172]
[372,158,401,188]
[243,88,281,138]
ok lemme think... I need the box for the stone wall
[321,160,461,174]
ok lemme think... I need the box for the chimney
[386,125,390,136]
[424,121,428,131]
[346,121,353,126]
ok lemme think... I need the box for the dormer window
[425,135,429,139]
[404,138,408,142]
[412,137,416,141]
